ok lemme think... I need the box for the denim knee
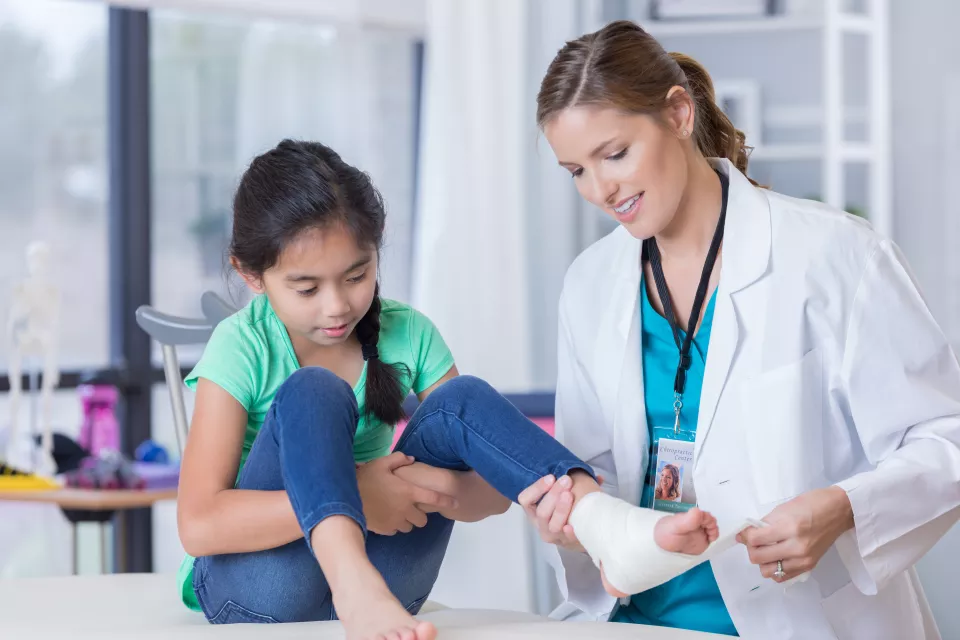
[276,367,355,405]
[271,367,359,435]
[421,374,497,408]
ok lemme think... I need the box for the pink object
[391,417,555,449]
[78,385,120,456]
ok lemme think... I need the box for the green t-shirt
[176,294,455,611]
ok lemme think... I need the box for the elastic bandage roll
[569,491,743,595]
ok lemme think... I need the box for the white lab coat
[545,158,960,639]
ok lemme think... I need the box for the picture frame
[713,79,763,147]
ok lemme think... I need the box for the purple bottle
[78,385,120,457]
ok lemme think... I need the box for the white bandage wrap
[569,492,747,595]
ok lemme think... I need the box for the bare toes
[415,621,438,640]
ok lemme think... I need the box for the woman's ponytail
[669,52,753,182]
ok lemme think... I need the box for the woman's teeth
[615,194,640,214]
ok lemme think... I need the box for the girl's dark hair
[537,20,757,185]
[231,139,407,426]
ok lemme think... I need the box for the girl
[176,139,720,640]
[521,20,960,639]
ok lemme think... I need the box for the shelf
[838,14,873,34]
[840,143,873,161]
[748,143,873,162]
[645,13,874,38]
[749,144,822,161]
[764,105,869,129]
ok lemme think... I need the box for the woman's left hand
[738,486,855,582]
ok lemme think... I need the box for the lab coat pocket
[820,581,868,639]
[820,577,922,640]
[741,348,824,506]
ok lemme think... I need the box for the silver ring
[774,560,786,580]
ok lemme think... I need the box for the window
[149,10,420,367]
[0,0,425,578]
[0,0,108,371]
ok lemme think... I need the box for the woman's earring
[681,129,689,137]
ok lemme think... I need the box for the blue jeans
[193,368,593,624]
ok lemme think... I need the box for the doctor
[519,20,960,639]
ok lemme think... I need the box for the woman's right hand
[518,474,603,553]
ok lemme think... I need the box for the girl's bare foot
[333,567,436,640]
[312,516,436,640]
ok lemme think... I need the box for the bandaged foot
[569,491,746,596]
[654,506,719,555]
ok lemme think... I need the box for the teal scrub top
[611,278,738,637]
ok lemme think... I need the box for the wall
[890,2,960,637]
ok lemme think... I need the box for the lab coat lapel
[695,160,771,468]
[594,237,647,506]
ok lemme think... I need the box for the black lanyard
[642,170,728,428]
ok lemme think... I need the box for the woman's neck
[654,156,723,263]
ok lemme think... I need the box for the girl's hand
[738,486,855,582]
[394,464,510,522]
[357,452,458,535]
[518,474,604,553]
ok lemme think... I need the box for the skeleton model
[5,242,60,477]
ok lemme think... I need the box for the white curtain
[524,0,611,389]
[411,4,604,616]
[412,0,533,391]
[413,0,602,392]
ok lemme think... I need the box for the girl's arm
[393,365,512,522]
[176,378,302,557]
[178,379,458,556]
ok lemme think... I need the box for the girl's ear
[231,256,265,294]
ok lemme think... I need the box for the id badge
[647,425,697,513]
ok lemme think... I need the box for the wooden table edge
[0,487,178,510]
